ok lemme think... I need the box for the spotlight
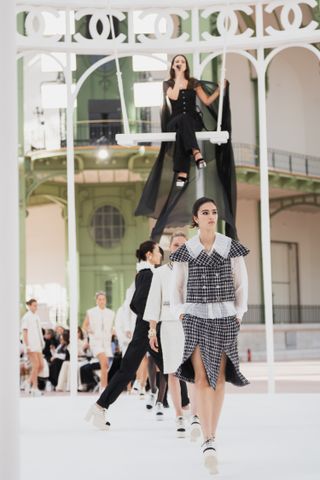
[97,148,109,161]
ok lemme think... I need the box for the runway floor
[21,390,320,480]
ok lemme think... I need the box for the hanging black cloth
[134,79,238,241]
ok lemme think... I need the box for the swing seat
[115,130,229,147]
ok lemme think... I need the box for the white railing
[16,1,320,54]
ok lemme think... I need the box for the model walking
[21,298,45,396]
[170,197,249,474]
[85,240,163,430]
[145,231,201,439]
[82,291,115,390]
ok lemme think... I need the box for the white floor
[20,392,319,480]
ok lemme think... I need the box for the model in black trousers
[167,112,203,175]
[97,268,164,410]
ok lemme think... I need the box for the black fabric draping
[134,79,238,241]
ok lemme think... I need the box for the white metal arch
[74,52,169,104]
[264,43,320,71]
[199,48,258,77]
[16,50,67,74]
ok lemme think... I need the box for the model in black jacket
[85,241,164,430]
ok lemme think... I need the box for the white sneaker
[139,388,146,400]
[23,381,31,394]
[155,402,164,421]
[146,388,158,410]
[202,438,218,474]
[85,404,110,431]
[190,415,201,442]
[30,388,42,397]
[176,416,186,438]
[132,379,141,394]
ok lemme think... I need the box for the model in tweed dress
[170,197,249,474]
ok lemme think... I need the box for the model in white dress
[83,292,115,389]
[144,232,199,438]
[21,299,45,396]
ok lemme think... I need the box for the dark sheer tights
[148,355,167,403]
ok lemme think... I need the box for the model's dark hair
[136,240,157,261]
[169,54,191,82]
[77,326,84,340]
[26,298,37,306]
[191,197,218,228]
[61,330,70,345]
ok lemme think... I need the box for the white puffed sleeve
[170,262,188,321]
[143,269,162,323]
[231,256,248,321]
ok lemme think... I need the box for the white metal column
[0,1,20,479]
[66,9,78,397]
[256,8,275,392]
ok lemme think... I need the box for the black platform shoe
[176,176,189,188]
[195,158,207,169]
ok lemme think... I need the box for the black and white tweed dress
[170,234,250,389]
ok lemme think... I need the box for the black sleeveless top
[163,78,200,119]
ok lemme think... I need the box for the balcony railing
[245,305,320,324]
[59,121,320,178]
[233,143,320,178]
[61,119,153,147]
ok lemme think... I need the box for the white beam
[116,131,229,146]
[0,1,20,479]
[16,0,269,8]
[17,32,320,56]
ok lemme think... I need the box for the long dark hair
[135,240,157,261]
[169,54,191,82]
[191,197,217,228]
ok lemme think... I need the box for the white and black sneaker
[190,415,201,442]
[30,388,43,397]
[139,388,146,400]
[202,438,218,475]
[132,379,141,394]
[176,416,186,438]
[146,388,158,410]
[155,402,164,421]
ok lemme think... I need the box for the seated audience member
[49,330,70,388]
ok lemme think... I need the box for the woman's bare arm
[195,84,220,106]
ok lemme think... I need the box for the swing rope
[108,7,130,135]
[216,0,230,133]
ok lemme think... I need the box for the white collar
[136,260,155,272]
[186,232,231,259]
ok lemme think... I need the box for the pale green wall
[77,181,149,319]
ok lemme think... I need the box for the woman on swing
[165,54,223,188]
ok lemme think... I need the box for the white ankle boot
[85,404,110,431]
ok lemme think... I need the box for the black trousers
[80,361,100,386]
[167,113,202,174]
[97,319,164,409]
[49,358,65,387]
